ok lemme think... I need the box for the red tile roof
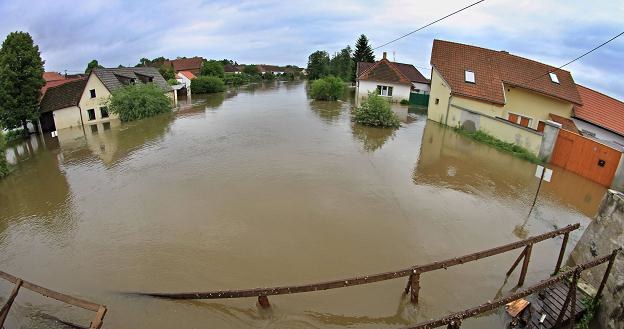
[574,84,624,136]
[43,72,65,82]
[177,71,196,79]
[164,57,204,73]
[431,40,582,106]
[549,113,579,133]
[41,76,83,97]
[357,59,428,86]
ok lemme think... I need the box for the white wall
[53,106,82,130]
[357,80,411,102]
[176,75,192,89]
[412,82,430,94]
[573,118,624,150]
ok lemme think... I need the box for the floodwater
[0,81,607,328]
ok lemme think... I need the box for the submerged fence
[0,271,107,329]
[137,223,581,308]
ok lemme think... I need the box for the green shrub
[224,73,247,86]
[453,127,542,163]
[192,76,226,93]
[400,99,409,105]
[167,78,179,86]
[309,76,344,101]
[262,72,275,80]
[108,83,172,122]
[353,92,400,128]
[0,130,9,178]
[4,128,27,142]
[200,60,225,78]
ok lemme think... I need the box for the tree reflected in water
[351,123,396,152]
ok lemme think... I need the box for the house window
[87,109,96,121]
[103,122,111,130]
[89,89,96,98]
[507,112,532,128]
[90,124,98,134]
[100,106,109,118]
[465,70,475,83]
[549,72,559,84]
[377,85,393,97]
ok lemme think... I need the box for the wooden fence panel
[550,129,622,187]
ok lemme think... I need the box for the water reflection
[351,124,396,152]
[309,100,345,123]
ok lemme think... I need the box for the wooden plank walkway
[529,281,589,328]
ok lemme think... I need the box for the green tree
[0,32,45,131]
[108,83,171,122]
[309,76,344,101]
[85,59,103,74]
[159,65,175,80]
[353,92,400,128]
[191,76,226,93]
[306,50,330,80]
[243,64,259,76]
[0,130,8,178]
[200,60,225,78]
[330,46,353,81]
[352,34,375,80]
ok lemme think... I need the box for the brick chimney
[382,52,387,60]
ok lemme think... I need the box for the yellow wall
[502,86,573,129]
[78,73,118,124]
[427,68,451,123]
[52,106,82,130]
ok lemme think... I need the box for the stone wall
[569,189,624,329]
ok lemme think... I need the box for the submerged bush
[309,76,344,101]
[224,73,247,86]
[0,130,8,178]
[108,83,172,122]
[400,99,409,105]
[167,78,180,86]
[353,92,400,128]
[453,127,542,164]
[3,128,27,142]
[192,76,226,93]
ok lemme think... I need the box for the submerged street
[0,81,607,328]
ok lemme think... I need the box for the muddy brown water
[0,81,606,328]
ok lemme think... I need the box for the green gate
[409,93,429,106]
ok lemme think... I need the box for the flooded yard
[0,81,606,328]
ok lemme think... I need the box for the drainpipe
[444,94,453,126]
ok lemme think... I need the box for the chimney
[382,52,387,60]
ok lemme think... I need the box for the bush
[353,92,400,128]
[309,76,344,101]
[192,76,226,93]
[453,127,542,163]
[200,60,225,78]
[4,128,27,142]
[400,99,409,105]
[0,130,8,178]
[108,83,172,122]
[167,79,179,86]
[224,73,247,86]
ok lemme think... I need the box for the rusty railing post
[553,232,569,275]
[404,274,413,294]
[594,248,619,304]
[506,247,527,277]
[569,270,579,329]
[447,318,462,328]
[517,244,533,286]
[89,305,107,329]
[410,270,421,304]
[0,279,22,327]
[258,295,270,308]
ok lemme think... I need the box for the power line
[373,0,486,50]
[519,30,624,86]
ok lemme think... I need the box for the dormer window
[465,70,475,83]
[549,72,559,84]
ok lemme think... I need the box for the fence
[0,271,106,329]
[409,93,429,106]
[137,224,580,308]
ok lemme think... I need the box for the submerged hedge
[353,92,400,128]
[0,130,8,178]
[309,76,344,101]
[454,127,542,163]
[108,83,172,122]
[192,76,226,93]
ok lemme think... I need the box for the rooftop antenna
[393,51,396,62]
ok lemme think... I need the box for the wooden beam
[0,279,22,327]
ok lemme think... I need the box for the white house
[176,70,196,89]
[356,52,430,102]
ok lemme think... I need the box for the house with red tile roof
[572,84,624,149]
[356,52,429,102]
[427,39,584,155]
[176,70,196,90]
[163,57,205,75]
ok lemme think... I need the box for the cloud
[0,0,622,98]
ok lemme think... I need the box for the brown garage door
[550,129,622,187]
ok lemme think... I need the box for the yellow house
[78,67,174,126]
[427,40,583,155]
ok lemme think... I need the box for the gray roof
[92,67,172,93]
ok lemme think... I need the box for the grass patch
[453,127,543,164]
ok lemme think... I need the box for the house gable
[358,59,411,85]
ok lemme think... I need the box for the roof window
[465,70,475,83]
[549,72,559,84]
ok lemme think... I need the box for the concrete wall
[78,73,118,124]
[538,121,562,162]
[569,190,624,329]
[357,79,411,102]
[52,106,82,130]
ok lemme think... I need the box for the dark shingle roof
[92,67,172,93]
[40,78,88,113]
[430,39,582,105]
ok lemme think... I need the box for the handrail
[0,271,107,328]
[403,249,620,329]
[135,223,580,305]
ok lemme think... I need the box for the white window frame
[507,111,534,128]
[377,85,393,97]
[549,72,559,84]
[465,70,475,83]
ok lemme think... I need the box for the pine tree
[353,34,375,63]
[0,32,45,131]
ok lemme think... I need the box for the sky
[0,0,622,99]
